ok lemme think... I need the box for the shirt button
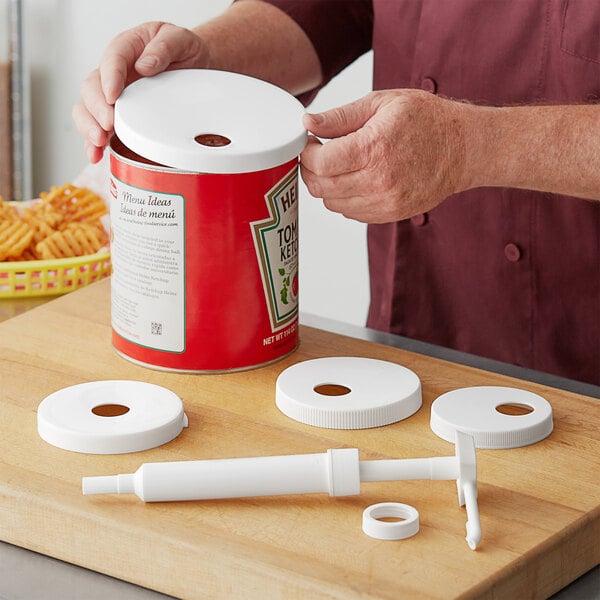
[421,77,437,94]
[410,213,428,226]
[504,243,522,262]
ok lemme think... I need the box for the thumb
[302,96,377,139]
[134,24,202,77]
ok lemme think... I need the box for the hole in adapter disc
[313,384,351,396]
[91,404,130,417]
[495,403,534,416]
[194,133,231,147]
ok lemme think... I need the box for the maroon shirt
[267,0,600,385]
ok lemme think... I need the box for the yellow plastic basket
[0,250,111,298]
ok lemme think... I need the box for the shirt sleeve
[258,0,374,102]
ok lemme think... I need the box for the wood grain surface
[0,279,598,599]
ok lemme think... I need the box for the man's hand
[301,89,600,224]
[300,90,470,223]
[72,2,322,165]
[72,22,208,163]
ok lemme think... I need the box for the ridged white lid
[37,380,188,454]
[275,357,422,429]
[114,69,307,173]
[430,386,553,449]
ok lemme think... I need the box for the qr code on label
[151,322,163,335]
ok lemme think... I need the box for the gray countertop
[1,313,598,600]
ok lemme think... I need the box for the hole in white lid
[194,133,231,147]
[313,384,351,396]
[495,403,534,416]
[92,404,130,417]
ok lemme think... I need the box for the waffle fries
[0,198,19,223]
[0,184,109,261]
[36,223,108,260]
[0,220,35,260]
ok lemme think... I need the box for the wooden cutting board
[0,279,598,599]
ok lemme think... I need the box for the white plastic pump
[83,431,481,549]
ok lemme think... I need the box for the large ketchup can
[109,70,306,372]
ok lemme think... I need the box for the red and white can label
[110,179,185,353]
[251,169,299,333]
[109,145,299,372]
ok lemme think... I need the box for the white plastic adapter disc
[430,386,553,449]
[37,380,188,454]
[114,69,307,174]
[275,357,421,429]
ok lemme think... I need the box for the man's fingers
[84,140,106,165]
[78,69,114,133]
[99,23,204,105]
[72,100,109,147]
[302,94,378,139]
[99,32,144,105]
[99,23,165,105]
[301,131,369,177]
[301,96,381,177]
[133,25,184,75]
[301,161,366,201]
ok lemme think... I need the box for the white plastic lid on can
[114,69,307,174]
[37,380,188,454]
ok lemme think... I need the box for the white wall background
[23,0,372,326]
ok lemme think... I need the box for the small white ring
[362,502,420,540]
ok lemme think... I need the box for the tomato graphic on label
[278,269,299,304]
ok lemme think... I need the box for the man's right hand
[72,21,209,163]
